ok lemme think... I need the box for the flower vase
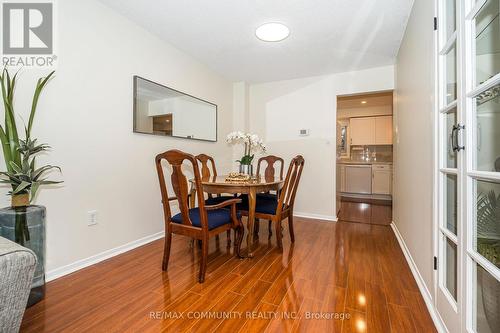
[239,164,253,176]
[0,204,46,306]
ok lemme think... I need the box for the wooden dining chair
[155,149,244,283]
[239,155,305,249]
[254,155,284,238]
[196,154,235,205]
[195,154,236,245]
[256,155,285,185]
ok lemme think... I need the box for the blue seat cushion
[205,196,235,205]
[171,208,239,230]
[238,197,280,215]
[240,193,278,201]
[257,193,278,200]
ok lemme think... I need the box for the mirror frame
[133,75,218,142]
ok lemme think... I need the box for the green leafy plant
[477,190,500,267]
[0,68,61,204]
[237,154,254,166]
[0,138,61,198]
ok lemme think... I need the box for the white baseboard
[293,212,338,222]
[391,222,448,333]
[46,231,165,282]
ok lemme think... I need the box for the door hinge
[434,17,438,31]
[434,256,438,270]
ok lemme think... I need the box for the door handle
[452,124,465,152]
[450,125,458,152]
[450,126,457,152]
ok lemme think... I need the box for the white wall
[248,66,394,219]
[0,0,234,275]
[393,0,435,298]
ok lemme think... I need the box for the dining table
[190,175,284,257]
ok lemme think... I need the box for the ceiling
[99,0,414,83]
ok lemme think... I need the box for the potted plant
[0,68,61,306]
[226,131,266,175]
[476,189,500,332]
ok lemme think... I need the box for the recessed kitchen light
[255,23,290,42]
[361,101,367,104]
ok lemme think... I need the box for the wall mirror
[133,76,217,142]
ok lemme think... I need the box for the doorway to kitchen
[335,91,394,225]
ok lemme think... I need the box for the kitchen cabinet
[339,165,346,192]
[350,116,393,145]
[350,117,375,145]
[372,164,392,195]
[375,116,393,144]
[345,164,372,194]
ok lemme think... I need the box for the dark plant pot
[0,205,46,307]
[480,267,500,332]
[239,164,253,176]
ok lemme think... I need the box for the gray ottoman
[0,236,37,333]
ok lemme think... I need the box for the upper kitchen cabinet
[350,116,393,145]
[374,116,393,144]
[350,117,376,145]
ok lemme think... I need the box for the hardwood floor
[20,217,435,332]
[339,198,392,225]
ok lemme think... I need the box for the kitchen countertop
[337,160,393,165]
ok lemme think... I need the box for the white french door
[436,0,500,332]
[436,0,462,331]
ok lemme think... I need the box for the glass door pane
[476,264,500,332]
[475,179,500,269]
[475,84,500,172]
[446,237,458,299]
[446,109,458,168]
[475,0,500,85]
[447,47,458,103]
[446,0,456,39]
[446,174,458,234]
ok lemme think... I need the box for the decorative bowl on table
[225,172,252,183]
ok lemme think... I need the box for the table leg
[246,188,256,258]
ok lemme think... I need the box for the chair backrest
[277,155,305,214]
[195,154,217,180]
[155,149,208,229]
[257,155,284,181]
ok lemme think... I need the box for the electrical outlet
[87,210,98,226]
[299,129,309,136]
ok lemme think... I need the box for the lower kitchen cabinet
[372,164,392,195]
[339,163,392,196]
[344,164,372,194]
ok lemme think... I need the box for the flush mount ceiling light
[255,22,290,42]
[361,101,367,104]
